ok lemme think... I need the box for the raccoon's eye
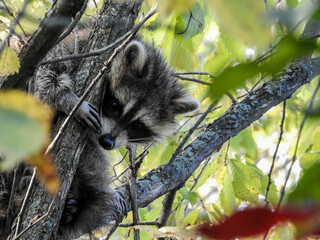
[109,100,120,112]
[131,121,142,131]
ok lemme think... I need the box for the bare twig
[0,0,27,35]
[0,0,30,57]
[127,145,140,240]
[102,220,121,240]
[223,140,230,165]
[112,151,128,183]
[276,80,320,210]
[175,75,211,86]
[6,165,20,235]
[254,16,306,64]
[169,100,217,165]
[14,167,36,238]
[177,10,203,35]
[156,190,177,228]
[119,222,156,227]
[174,72,213,77]
[265,101,286,207]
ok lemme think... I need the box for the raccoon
[1,29,200,239]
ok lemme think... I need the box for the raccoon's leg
[34,56,101,132]
[59,138,128,239]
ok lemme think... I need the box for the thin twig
[190,156,211,192]
[112,151,128,183]
[254,16,306,64]
[0,0,30,57]
[13,194,56,240]
[0,0,27,35]
[156,190,177,228]
[127,145,140,240]
[14,167,36,238]
[223,140,230,165]
[177,10,203,35]
[119,222,156,227]
[175,75,211,86]
[169,100,217,165]
[265,101,286,207]
[40,8,157,66]
[6,165,20,235]
[174,72,213,77]
[102,220,121,240]
[276,80,320,210]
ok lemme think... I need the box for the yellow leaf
[0,90,53,133]
[0,46,20,76]
[0,90,53,173]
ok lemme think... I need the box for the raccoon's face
[98,39,200,150]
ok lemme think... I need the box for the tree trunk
[5,0,143,239]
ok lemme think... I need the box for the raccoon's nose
[99,134,115,150]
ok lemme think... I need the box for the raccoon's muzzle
[98,134,115,150]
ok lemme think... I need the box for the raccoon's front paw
[61,193,78,224]
[76,101,102,133]
[115,190,129,221]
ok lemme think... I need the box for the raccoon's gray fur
[0,28,200,239]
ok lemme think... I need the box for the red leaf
[197,207,319,240]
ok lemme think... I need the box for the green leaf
[226,159,261,204]
[180,2,205,41]
[216,165,237,214]
[230,127,258,160]
[286,0,299,7]
[0,108,46,170]
[188,191,199,206]
[287,162,320,204]
[170,38,195,71]
[210,62,259,98]
[209,0,270,48]
[183,208,199,226]
[311,126,320,151]
[220,31,246,62]
[0,46,20,76]
[179,187,189,201]
[299,152,320,170]
[193,160,219,191]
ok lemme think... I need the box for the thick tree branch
[0,0,87,90]
[119,57,320,211]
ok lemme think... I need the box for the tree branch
[119,57,320,212]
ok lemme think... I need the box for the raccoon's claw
[77,101,102,133]
[62,193,78,224]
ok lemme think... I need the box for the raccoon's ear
[171,95,200,115]
[124,40,147,74]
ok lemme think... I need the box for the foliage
[1,0,320,239]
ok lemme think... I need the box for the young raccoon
[1,31,200,239]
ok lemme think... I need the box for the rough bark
[118,58,320,210]
[6,0,143,239]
